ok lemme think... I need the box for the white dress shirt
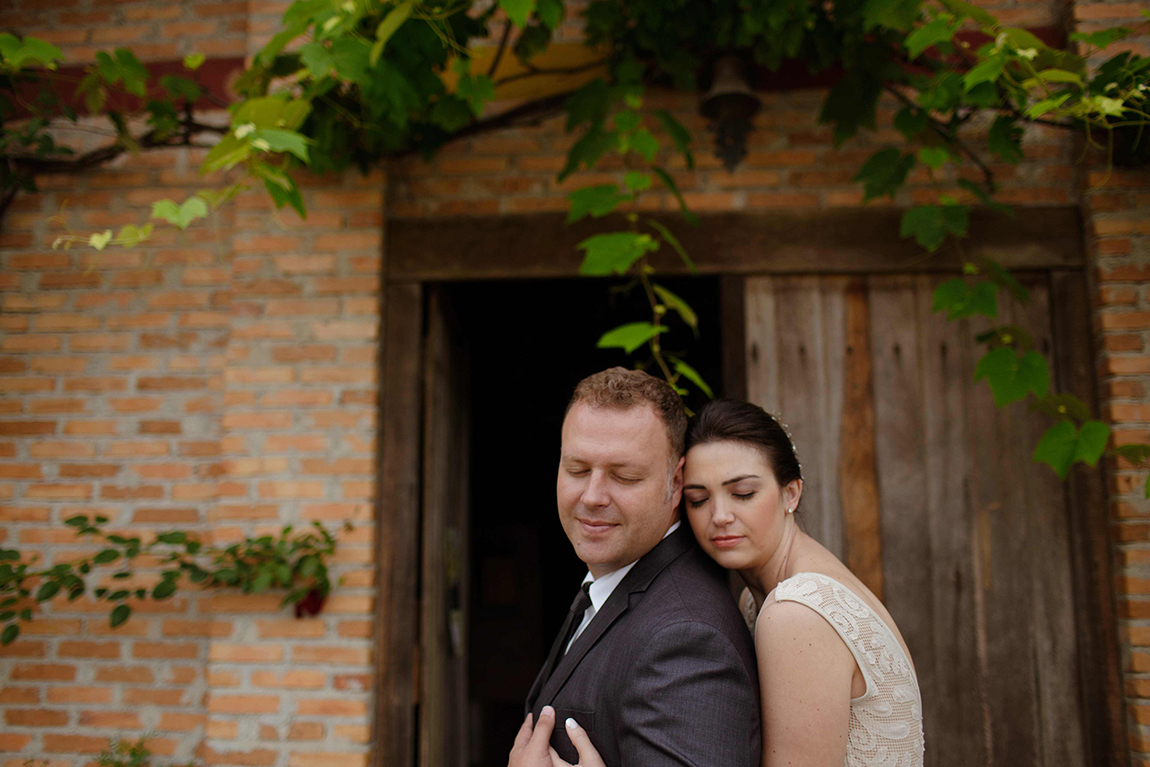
[565,520,681,652]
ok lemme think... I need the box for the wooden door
[743,273,1120,767]
[419,287,471,767]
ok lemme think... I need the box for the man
[510,367,760,766]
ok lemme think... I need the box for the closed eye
[732,492,756,500]
[686,497,709,509]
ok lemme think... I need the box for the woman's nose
[711,499,735,525]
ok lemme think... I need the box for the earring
[786,507,793,514]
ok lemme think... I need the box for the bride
[524,398,925,767]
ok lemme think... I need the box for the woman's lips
[711,535,744,549]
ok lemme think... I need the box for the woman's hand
[508,708,556,767]
[548,717,606,767]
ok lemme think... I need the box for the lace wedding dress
[743,572,925,767]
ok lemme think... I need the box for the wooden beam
[386,207,1085,283]
[1051,271,1129,767]
[375,282,424,767]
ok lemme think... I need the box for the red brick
[5,709,69,727]
[43,734,109,753]
[47,685,114,703]
[207,694,280,714]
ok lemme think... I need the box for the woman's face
[682,440,801,571]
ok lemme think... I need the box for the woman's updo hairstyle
[686,399,803,491]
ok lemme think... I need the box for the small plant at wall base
[0,517,342,645]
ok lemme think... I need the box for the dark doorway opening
[445,276,723,767]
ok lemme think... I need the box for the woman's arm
[756,600,857,767]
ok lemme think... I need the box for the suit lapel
[534,524,695,708]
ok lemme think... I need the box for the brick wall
[1,0,1149,766]
[0,144,383,767]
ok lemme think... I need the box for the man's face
[557,402,684,578]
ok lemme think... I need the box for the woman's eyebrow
[721,474,759,486]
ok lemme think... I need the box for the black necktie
[542,582,592,680]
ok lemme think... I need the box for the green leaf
[499,0,535,27]
[93,549,120,565]
[862,0,920,31]
[987,116,1024,164]
[905,16,959,59]
[937,0,996,27]
[457,73,495,116]
[157,531,186,545]
[820,70,883,146]
[152,197,208,230]
[1033,420,1111,479]
[1,624,18,645]
[183,52,205,71]
[900,204,968,251]
[1114,444,1150,465]
[671,358,713,398]
[917,146,950,169]
[1069,28,1131,50]
[963,53,1006,91]
[629,128,659,162]
[577,232,658,276]
[202,134,251,173]
[894,107,929,140]
[109,604,131,629]
[65,515,89,527]
[265,178,306,218]
[1031,392,1091,422]
[116,223,154,248]
[558,125,616,181]
[1025,92,1071,120]
[567,184,628,223]
[854,148,915,201]
[624,171,652,192]
[597,322,668,354]
[151,580,177,600]
[646,218,696,272]
[300,41,336,78]
[974,348,1050,406]
[932,278,998,320]
[36,581,61,601]
[537,0,564,28]
[254,128,311,162]
[655,110,693,169]
[88,230,113,251]
[252,569,274,593]
[374,0,413,59]
[1034,68,1083,86]
[328,36,371,83]
[653,284,698,333]
[160,75,201,103]
[981,259,1029,302]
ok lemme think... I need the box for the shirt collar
[580,520,680,612]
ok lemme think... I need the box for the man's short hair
[565,367,687,458]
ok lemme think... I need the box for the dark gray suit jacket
[526,523,761,766]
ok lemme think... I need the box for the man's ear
[670,455,686,507]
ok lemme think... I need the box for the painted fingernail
[566,718,577,730]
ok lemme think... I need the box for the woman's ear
[782,478,803,513]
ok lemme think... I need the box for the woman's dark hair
[686,399,803,490]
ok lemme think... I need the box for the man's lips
[711,535,744,549]
[577,519,618,535]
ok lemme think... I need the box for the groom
[511,367,760,766]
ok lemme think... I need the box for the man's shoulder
[636,544,744,627]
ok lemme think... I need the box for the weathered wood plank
[966,289,1042,764]
[745,276,779,416]
[838,279,884,599]
[867,275,936,736]
[1051,270,1129,767]
[375,282,423,767]
[917,274,986,766]
[772,277,844,558]
[720,275,747,400]
[387,208,1085,282]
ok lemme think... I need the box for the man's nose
[581,471,610,508]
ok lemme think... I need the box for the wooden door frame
[372,208,1123,767]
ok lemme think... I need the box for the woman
[551,398,924,767]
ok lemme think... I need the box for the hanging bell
[699,54,762,172]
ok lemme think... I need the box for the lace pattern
[758,573,925,767]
